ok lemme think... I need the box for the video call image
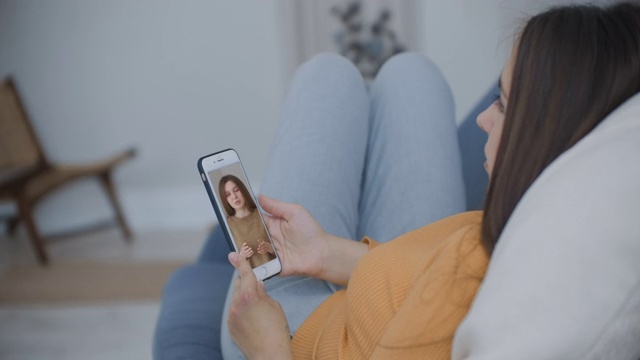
[209,164,276,268]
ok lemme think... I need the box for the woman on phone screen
[218,175,275,268]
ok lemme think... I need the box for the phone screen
[199,149,280,280]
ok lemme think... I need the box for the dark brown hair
[218,174,257,217]
[482,2,640,254]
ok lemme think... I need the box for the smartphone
[197,148,281,281]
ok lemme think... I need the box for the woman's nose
[476,108,492,133]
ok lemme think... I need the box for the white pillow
[452,93,640,360]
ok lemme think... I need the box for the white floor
[0,225,209,360]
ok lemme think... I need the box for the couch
[153,86,640,359]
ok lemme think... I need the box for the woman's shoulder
[436,210,483,228]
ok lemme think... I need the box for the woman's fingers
[227,250,293,359]
[256,278,267,296]
[229,252,258,295]
[257,241,265,254]
[240,243,254,257]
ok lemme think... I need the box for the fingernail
[228,252,237,263]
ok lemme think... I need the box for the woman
[225,3,640,359]
[218,175,275,268]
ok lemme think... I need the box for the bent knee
[375,52,448,88]
[297,52,365,85]
[378,52,440,77]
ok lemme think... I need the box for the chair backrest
[0,77,47,185]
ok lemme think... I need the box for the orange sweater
[292,211,488,359]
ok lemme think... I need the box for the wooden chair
[0,76,135,265]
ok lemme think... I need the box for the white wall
[1,0,608,234]
[416,0,603,123]
[0,0,287,233]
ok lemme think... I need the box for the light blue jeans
[221,52,479,359]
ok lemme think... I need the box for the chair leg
[7,215,21,236]
[16,197,49,265]
[99,172,133,241]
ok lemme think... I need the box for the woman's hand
[257,240,274,255]
[259,195,370,285]
[239,243,254,258]
[227,252,294,360]
[258,195,328,278]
